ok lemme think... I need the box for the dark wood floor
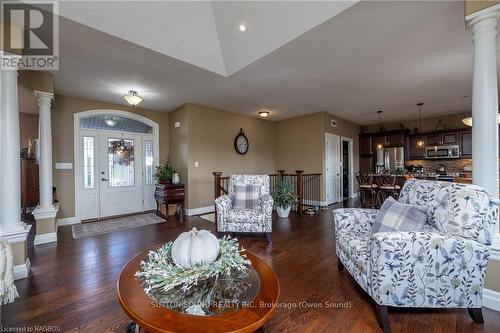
[2,200,500,333]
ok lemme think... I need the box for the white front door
[325,133,341,205]
[98,133,143,218]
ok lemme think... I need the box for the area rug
[72,213,165,239]
[199,213,215,223]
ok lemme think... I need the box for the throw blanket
[0,240,19,304]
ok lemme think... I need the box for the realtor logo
[1,1,59,70]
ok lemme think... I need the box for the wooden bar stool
[356,174,377,209]
[375,175,400,208]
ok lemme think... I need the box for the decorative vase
[159,178,170,185]
[172,173,180,184]
[276,205,291,218]
[171,228,220,267]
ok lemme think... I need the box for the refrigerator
[376,147,405,173]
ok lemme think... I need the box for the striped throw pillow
[234,185,260,209]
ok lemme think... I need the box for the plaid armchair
[215,175,273,243]
[334,179,499,333]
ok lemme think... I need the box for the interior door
[325,133,341,205]
[99,132,143,218]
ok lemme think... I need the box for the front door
[98,133,143,218]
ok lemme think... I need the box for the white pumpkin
[171,228,220,267]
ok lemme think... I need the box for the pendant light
[376,110,384,149]
[416,103,425,148]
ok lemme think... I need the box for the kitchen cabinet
[408,137,426,159]
[359,135,372,155]
[443,132,459,144]
[426,134,442,146]
[359,156,374,173]
[387,132,406,146]
[460,131,472,157]
[372,135,386,151]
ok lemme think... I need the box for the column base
[33,203,59,245]
[1,224,31,280]
[13,259,31,280]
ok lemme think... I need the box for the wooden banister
[296,170,304,213]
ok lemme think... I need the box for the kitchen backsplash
[407,159,472,173]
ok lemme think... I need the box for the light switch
[194,161,199,167]
[174,121,181,128]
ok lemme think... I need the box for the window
[83,136,95,189]
[108,138,135,187]
[144,140,154,185]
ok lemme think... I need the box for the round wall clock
[234,128,249,155]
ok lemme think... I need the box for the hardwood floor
[2,200,500,333]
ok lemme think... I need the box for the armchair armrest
[259,194,273,214]
[369,231,490,307]
[333,208,378,235]
[215,195,232,230]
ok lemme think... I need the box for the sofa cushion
[227,208,263,224]
[371,196,428,234]
[234,184,260,209]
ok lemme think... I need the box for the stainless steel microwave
[425,145,460,159]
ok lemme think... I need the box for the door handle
[101,178,109,181]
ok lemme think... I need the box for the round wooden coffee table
[117,248,280,333]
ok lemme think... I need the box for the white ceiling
[47,1,500,124]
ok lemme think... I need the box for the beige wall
[169,105,190,202]
[52,95,170,218]
[20,113,38,148]
[486,260,500,291]
[185,104,276,208]
[18,71,54,93]
[465,0,500,16]
[366,113,468,134]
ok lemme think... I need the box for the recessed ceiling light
[239,24,247,33]
[259,110,270,118]
[123,90,143,107]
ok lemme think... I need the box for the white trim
[34,232,58,245]
[465,3,500,23]
[32,203,59,220]
[489,234,500,261]
[57,216,78,227]
[187,206,214,216]
[483,288,500,311]
[1,224,32,243]
[302,199,328,207]
[73,109,160,224]
[13,259,30,280]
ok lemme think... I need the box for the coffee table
[117,248,280,333]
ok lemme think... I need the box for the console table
[154,183,185,220]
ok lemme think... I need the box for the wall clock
[234,128,249,155]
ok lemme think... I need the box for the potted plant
[272,179,298,218]
[155,162,175,184]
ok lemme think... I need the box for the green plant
[390,167,407,176]
[155,162,174,181]
[272,179,298,208]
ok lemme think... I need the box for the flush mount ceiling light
[123,90,143,107]
[462,113,500,126]
[105,117,117,127]
[258,110,270,118]
[239,24,247,32]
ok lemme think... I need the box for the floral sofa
[334,178,499,333]
[215,175,273,243]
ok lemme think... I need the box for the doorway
[75,110,159,222]
[325,133,341,205]
[341,137,354,200]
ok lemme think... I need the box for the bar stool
[356,174,377,208]
[375,175,401,208]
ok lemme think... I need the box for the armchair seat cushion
[227,208,263,224]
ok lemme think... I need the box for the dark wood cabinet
[460,131,472,157]
[408,137,426,159]
[426,134,442,146]
[387,132,405,146]
[359,136,372,156]
[443,132,459,145]
[372,135,386,151]
[21,159,39,213]
[359,156,374,173]
[155,183,185,219]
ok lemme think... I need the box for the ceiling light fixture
[239,24,247,32]
[462,113,500,127]
[123,90,143,107]
[259,110,270,118]
[376,110,384,149]
[105,117,117,127]
[416,103,425,148]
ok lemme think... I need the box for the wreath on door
[108,139,134,166]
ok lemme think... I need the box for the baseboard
[57,216,78,227]
[34,232,58,245]
[302,199,328,207]
[13,259,30,280]
[483,288,500,311]
[187,206,214,216]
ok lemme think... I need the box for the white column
[467,7,500,259]
[34,91,55,212]
[0,57,31,241]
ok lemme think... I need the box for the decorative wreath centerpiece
[136,228,251,295]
